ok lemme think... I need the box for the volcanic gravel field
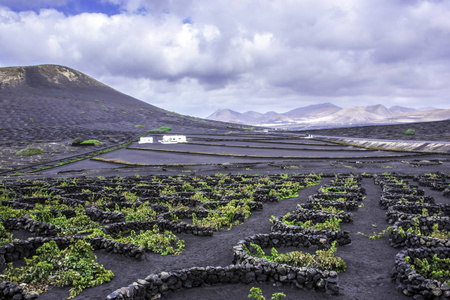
[1,109,450,300]
[1,65,450,300]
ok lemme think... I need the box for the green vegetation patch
[245,241,346,273]
[148,126,173,133]
[116,225,184,255]
[405,254,450,285]
[81,139,102,146]
[1,240,114,299]
[249,287,286,300]
[15,147,44,156]
[0,223,15,246]
[403,129,415,135]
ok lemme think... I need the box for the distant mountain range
[206,103,450,129]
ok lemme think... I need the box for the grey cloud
[0,0,450,117]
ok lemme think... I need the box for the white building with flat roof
[159,135,187,144]
[138,137,153,144]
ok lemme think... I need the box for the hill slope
[284,103,341,119]
[0,64,235,145]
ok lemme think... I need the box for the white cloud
[1,0,450,117]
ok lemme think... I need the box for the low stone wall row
[417,179,448,191]
[233,232,332,255]
[106,261,339,300]
[0,278,38,300]
[62,192,126,203]
[85,206,126,224]
[382,187,425,196]
[159,208,246,225]
[103,219,214,237]
[31,207,126,225]
[373,174,414,185]
[0,200,34,210]
[391,247,450,299]
[291,207,353,224]
[201,200,263,211]
[313,192,365,201]
[389,218,450,248]
[270,217,351,246]
[306,198,359,211]
[319,185,366,195]
[379,195,435,210]
[444,188,450,198]
[144,196,205,208]
[386,204,450,224]
[0,235,144,265]
[100,201,169,214]
[379,182,419,189]
[1,215,59,236]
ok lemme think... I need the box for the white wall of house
[160,135,187,144]
[138,137,154,144]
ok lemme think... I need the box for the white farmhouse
[138,137,154,144]
[159,135,187,144]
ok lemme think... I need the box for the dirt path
[335,178,407,300]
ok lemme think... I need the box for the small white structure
[138,137,154,144]
[159,135,187,144]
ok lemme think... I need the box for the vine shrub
[304,204,344,214]
[118,203,158,222]
[398,218,450,240]
[405,254,450,285]
[1,240,114,299]
[0,222,15,246]
[192,201,251,230]
[0,205,28,219]
[248,287,286,300]
[245,241,346,273]
[15,147,44,156]
[32,206,100,235]
[280,213,342,231]
[116,225,184,255]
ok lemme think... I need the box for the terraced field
[1,171,449,300]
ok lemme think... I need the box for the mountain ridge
[206,103,449,128]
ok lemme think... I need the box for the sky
[0,0,450,117]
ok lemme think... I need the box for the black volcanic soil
[0,65,244,174]
[1,65,450,300]
[3,172,448,300]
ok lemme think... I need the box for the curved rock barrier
[389,218,450,248]
[233,232,332,257]
[106,231,341,300]
[379,194,435,210]
[387,204,450,224]
[0,278,39,300]
[106,261,339,300]
[271,216,351,246]
[1,215,59,236]
[291,206,353,224]
[0,235,144,265]
[391,247,450,299]
[103,219,214,237]
[306,197,360,211]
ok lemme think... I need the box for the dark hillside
[0,64,236,145]
[0,64,244,173]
